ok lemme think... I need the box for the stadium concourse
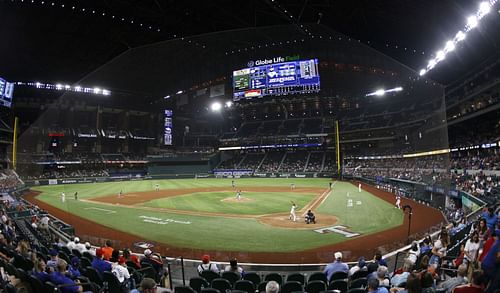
[1,0,500,292]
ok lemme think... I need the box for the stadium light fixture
[211,102,222,112]
[374,89,385,96]
[56,84,63,90]
[164,95,171,99]
[444,40,455,52]
[93,87,101,94]
[176,90,183,94]
[366,87,404,97]
[419,69,427,76]
[467,15,478,28]
[436,50,446,61]
[455,31,466,42]
[225,101,233,108]
[479,2,491,16]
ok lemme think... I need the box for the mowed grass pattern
[143,191,315,215]
[31,179,403,252]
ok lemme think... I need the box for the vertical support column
[335,120,340,176]
[12,117,18,170]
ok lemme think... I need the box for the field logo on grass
[314,225,360,238]
[139,215,191,225]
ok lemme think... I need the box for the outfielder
[395,196,401,209]
[61,192,66,203]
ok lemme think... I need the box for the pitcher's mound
[259,213,338,229]
[221,197,255,203]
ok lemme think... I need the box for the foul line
[301,182,335,217]
[84,207,116,214]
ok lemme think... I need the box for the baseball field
[25,178,445,263]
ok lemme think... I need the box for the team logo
[247,60,255,67]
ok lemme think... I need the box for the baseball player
[61,192,66,203]
[289,202,297,222]
[290,183,296,190]
[358,183,362,193]
[74,192,78,201]
[155,183,160,191]
[395,196,401,209]
[235,190,242,201]
[118,190,123,198]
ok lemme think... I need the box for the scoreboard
[0,78,14,108]
[233,59,320,100]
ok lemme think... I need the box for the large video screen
[0,78,14,108]
[233,59,320,101]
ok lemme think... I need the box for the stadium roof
[1,0,500,86]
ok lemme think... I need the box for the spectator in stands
[430,229,449,268]
[197,254,219,274]
[453,270,485,293]
[464,232,481,265]
[391,260,413,287]
[112,256,130,287]
[74,237,86,254]
[91,248,111,276]
[32,258,50,283]
[323,251,349,282]
[421,271,436,293]
[39,215,50,234]
[475,218,490,243]
[46,249,59,272]
[13,239,32,260]
[481,229,499,282]
[224,258,244,274]
[123,248,141,269]
[49,259,83,293]
[437,264,468,293]
[368,276,389,293]
[68,257,81,279]
[482,208,498,231]
[110,249,120,263]
[67,236,79,251]
[266,281,280,293]
[420,236,433,255]
[374,252,388,267]
[130,277,157,293]
[84,242,95,256]
[101,240,114,261]
[391,273,421,293]
[406,241,420,265]
[142,249,164,275]
[375,265,390,287]
[348,256,367,277]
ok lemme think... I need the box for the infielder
[289,202,297,222]
[118,190,123,198]
[61,192,66,203]
[290,183,296,190]
[235,190,242,201]
[358,183,362,193]
[155,183,160,191]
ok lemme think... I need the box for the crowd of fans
[0,170,24,192]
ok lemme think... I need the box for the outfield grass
[31,179,403,252]
[143,191,316,215]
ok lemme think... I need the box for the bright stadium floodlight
[225,101,233,108]
[211,102,222,112]
[65,85,71,89]
[102,89,111,96]
[467,15,478,28]
[444,40,455,53]
[74,86,82,92]
[436,50,446,61]
[55,84,63,90]
[176,90,183,94]
[479,2,491,16]
[93,87,101,94]
[455,31,466,42]
[375,89,385,96]
[419,69,427,76]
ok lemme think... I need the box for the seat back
[305,280,327,293]
[257,281,268,293]
[103,271,123,293]
[175,286,197,293]
[347,288,367,293]
[221,271,241,285]
[286,273,305,285]
[328,280,348,293]
[308,272,328,284]
[201,288,221,293]
[72,249,82,258]
[28,275,45,293]
[44,281,58,293]
[350,270,369,281]
[190,277,209,293]
[264,273,283,285]
[83,266,103,286]
[281,281,304,293]
[200,270,220,283]
[330,271,348,282]
[349,278,367,289]
[234,280,255,293]
[242,272,261,286]
[211,278,232,293]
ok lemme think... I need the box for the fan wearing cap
[49,259,84,293]
[323,251,349,282]
[66,237,78,251]
[112,256,131,284]
[348,256,367,277]
[84,242,95,256]
[142,249,164,275]
[74,237,86,254]
[46,249,60,272]
[130,277,157,293]
[197,254,220,274]
[68,256,81,279]
[91,248,112,276]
